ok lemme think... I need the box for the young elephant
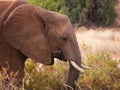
[0,0,87,89]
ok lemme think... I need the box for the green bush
[27,0,116,26]
[87,0,117,26]
[27,0,66,13]
[64,0,91,25]
[27,0,91,25]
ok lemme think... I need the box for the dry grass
[75,27,120,90]
[0,68,22,90]
[76,27,120,61]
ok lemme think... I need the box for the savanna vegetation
[0,0,120,90]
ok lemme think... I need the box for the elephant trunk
[66,61,81,89]
[66,60,91,89]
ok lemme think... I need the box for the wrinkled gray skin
[0,0,81,89]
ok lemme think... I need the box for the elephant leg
[8,61,24,87]
[9,52,26,87]
[0,50,26,87]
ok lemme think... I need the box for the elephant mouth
[57,48,65,60]
[52,48,66,62]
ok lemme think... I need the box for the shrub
[87,0,117,26]
[27,0,117,26]
[24,59,67,90]
[26,0,67,13]
[77,52,120,90]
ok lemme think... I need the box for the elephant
[0,0,89,89]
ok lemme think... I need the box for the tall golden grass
[76,27,120,61]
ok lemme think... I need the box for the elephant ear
[4,4,52,65]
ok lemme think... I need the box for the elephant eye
[62,37,67,41]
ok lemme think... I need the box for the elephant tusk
[81,64,91,69]
[70,61,84,73]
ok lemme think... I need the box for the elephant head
[4,4,85,89]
